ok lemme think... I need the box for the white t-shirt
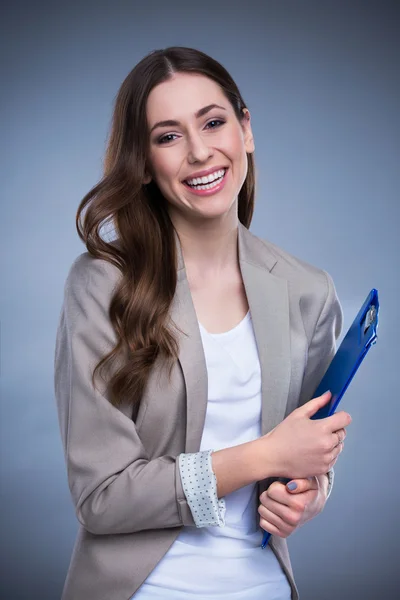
[132,311,292,599]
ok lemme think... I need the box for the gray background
[1,1,399,598]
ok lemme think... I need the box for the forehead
[146,73,228,123]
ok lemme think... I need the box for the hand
[258,475,329,539]
[257,391,350,479]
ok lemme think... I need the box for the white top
[132,311,291,599]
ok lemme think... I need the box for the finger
[330,441,344,463]
[325,410,352,432]
[259,495,306,526]
[259,516,288,538]
[261,481,292,508]
[331,429,346,450]
[258,505,294,538]
[262,480,313,510]
[259,493,308,533]
[332,428,346,442]
[300,391,332,418]
[286,477,318,494]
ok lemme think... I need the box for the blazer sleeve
[54,253,196,535]
[298,270,343,409]
[297,270,343,498]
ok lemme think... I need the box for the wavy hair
[76,46,256,414]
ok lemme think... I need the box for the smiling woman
[54,46,349,600]
[144,72,254,225]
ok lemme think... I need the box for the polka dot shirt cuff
[178,450,226,528]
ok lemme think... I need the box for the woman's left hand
[258,475,329,538]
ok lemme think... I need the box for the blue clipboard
[261,288,379,549]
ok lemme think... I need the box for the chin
[192,200,236,221]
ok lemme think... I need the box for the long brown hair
[76,46,256,413]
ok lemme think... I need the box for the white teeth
[189,175,224,191]
[186,168,226,187]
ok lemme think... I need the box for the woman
[54,47,351,600]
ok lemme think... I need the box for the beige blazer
[54,221,342,600]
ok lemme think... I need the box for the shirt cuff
[178,450,226,528]
[326,468,334,500]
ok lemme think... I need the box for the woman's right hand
[257,391,352,479]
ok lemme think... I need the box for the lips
[184,169,226,188]
[182,166,229,184]
[182,167,229,196]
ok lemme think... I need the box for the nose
[186,130,213,164]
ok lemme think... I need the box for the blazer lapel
[237,223,292,435]
[169,232,209,453]
[170,222,292,455]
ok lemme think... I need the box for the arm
[298,270,343,409]
[55,255,265,535]
[298,269,343,498]
[54,255,199,535]
[257,272,343,537]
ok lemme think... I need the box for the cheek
[149,155,178,191]
[151,156,169,179]
[231,129,245,151]
[224,128,248,166]
[229,134,249,179]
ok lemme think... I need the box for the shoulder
[63,251,122,304]
[249,230,332,297]
[246,230,342,332]
[250,233,343,346]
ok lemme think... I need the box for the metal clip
[364,305,377,334]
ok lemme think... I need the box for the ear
[241,108,255,154]
[143,172,152,185]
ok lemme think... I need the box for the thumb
[286,477,317,494]
[300,390,332,418]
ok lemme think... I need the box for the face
[144,72,254,226]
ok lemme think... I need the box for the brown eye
[206,119,225,129]
[156,119,224,145]
[158,133,178,145]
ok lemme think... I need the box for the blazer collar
[171,222,291,453]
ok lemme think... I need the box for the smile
[183,168,228,196]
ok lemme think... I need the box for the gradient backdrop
[1,1,399,598]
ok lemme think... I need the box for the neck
[171,210,240,280]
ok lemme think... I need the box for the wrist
[250,436,280,481]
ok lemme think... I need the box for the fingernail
[287,481,297,491]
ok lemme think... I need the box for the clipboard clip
[363,304,377,335]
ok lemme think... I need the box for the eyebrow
[149,103,227,134]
